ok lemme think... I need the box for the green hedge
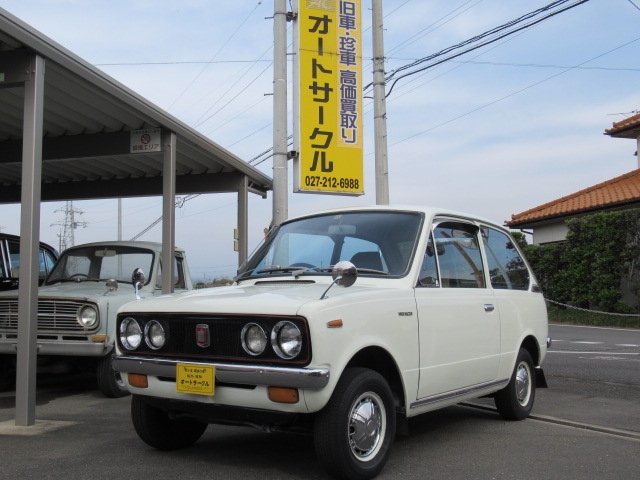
[548,306,640,328]
[523,209,640,314]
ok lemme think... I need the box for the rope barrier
[545,298,640,317]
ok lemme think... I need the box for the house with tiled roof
[506,113,640,245]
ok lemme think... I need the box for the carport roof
[0,7,272,203]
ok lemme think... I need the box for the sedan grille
[0,299,98,333]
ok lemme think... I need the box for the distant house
[506,113,640,245]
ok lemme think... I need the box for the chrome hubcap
[515,361,531,406]
[348,391,386,461]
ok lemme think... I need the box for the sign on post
[294,0,364,195]
[130,128,162,153]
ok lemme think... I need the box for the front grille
[117,313,311,367]
[0,299,98,333]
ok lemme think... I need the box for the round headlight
[77,306,98,328]
[144,320,166,350]
[241,323,267,356]
[271,321,302,359]
[119,317,142,350]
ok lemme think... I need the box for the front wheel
[494,348,536,420]
[96,351,130,398]
[314,368,396,480]
[131,395,207,450]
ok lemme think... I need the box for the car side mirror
[132,268,146,300]
[320,261,357,300]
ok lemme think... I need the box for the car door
[414,218,501,400]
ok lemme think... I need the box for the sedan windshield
[46,246,155,285]
[241,211,423,279]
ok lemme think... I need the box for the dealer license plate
[176,363,215,396]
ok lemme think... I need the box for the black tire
[96,351,130,398]
[495,348,536,420]
[314,368,396,480]
[131,394,208,451]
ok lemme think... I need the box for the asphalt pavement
[0,326,639,480]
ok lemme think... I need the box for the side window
[38,250,49,283]
[433,221,485,288]
[8,240,20,277]
[418,233,439,287]
[482,227,530,290]
[156,256,187,289]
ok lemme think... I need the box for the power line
[388,35,640,148]
[365,0,591,98]
[167,1,264,111]
[130,195,201,241]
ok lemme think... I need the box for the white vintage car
[113,206,548,480]
[0,241,192,397]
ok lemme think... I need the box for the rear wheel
[314,368,396,480]
[96,351,129,398]
[131,395,207,450]
[495,348,536,420]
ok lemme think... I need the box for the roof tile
[604,112,640,137]
[506,169,640,226]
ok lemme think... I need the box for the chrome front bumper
[0,339,111,356]
[113,355,331,390]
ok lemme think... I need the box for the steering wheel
[69,273,89,280]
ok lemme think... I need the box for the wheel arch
[520,335,541,366]
[344,346,406,414]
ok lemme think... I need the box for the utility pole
[272,0,288,226]
[372,0,390,205]
[51,201,87,252]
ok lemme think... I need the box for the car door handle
[484,304,495,312]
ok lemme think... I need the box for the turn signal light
[127,373,148,388]
[268,386,299,404]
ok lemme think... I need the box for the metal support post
[15,54,45,426]
[372,0,390,205]
[272,0,288,226]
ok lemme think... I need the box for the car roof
[59,240,186,254]
[0,232,59,254]
[283,205,504,231]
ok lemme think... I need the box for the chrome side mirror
[103,278,118,295]
[132,268,146,300]
[320,261,357,300]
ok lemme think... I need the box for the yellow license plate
[176,363,215,396]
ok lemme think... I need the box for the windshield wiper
[355,268,389,275]
[256,266,309,274]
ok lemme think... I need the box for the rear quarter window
[482,227,530,290]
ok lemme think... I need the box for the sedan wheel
[495,348,536,420]
[314,368,396,480]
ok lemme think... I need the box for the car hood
[31,282,144,303]
[119,280,381,316]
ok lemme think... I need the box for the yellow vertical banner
[295,0,364,195]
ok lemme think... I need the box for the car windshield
[240,211,423,279]
[46,246,155,285]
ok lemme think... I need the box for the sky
[1,0,639,281]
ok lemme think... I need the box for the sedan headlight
[271,321,302,359]
[144,320,166,350]
[119,317,142,350]
[241,323,267,356]
[77,306,98,328]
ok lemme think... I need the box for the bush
[523,209,640,314]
